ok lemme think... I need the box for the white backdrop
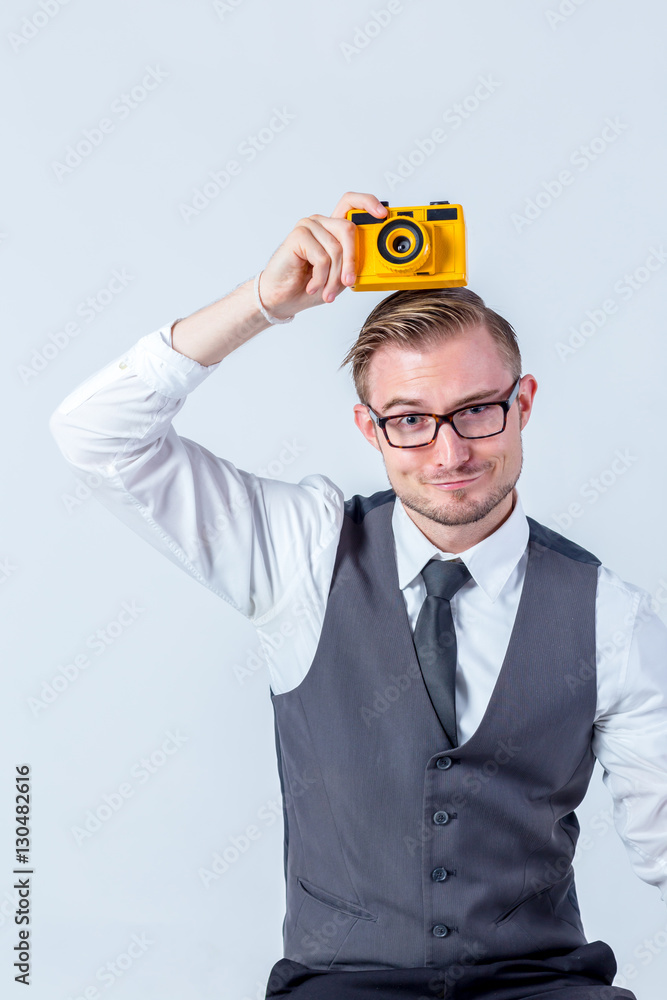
[3,0,667,997]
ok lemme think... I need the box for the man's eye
[460,405,489,416]
[388,414,427,427]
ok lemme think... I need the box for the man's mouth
[427,471,484,490]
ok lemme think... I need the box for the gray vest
[269,488,601,971]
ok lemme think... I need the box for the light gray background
[2,0,667,997]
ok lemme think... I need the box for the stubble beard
[387,442,523,527]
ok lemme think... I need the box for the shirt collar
[392,488,529,602]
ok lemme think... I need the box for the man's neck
[401,488,516,554]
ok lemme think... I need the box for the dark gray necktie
[413,558,472,748]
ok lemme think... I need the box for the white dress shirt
[49,319,667,907]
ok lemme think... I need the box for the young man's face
[352,325,538,536]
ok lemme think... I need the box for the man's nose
[430,420,473,466]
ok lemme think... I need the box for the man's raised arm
[48,193,387,622]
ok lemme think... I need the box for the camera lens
[392,236,411,254]
[377,219,425,266]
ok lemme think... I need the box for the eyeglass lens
[384,403,505,445]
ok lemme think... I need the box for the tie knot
[421,558,471,601]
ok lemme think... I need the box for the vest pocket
[296,876,377,921]
[288,877,377,969]
[494,867,572,925]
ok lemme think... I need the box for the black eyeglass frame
[366,377,522,448]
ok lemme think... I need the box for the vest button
[431,867,448,882]
[436,756,453,770]
[433,924,450,937]
[433,810,450,825]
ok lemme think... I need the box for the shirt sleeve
[48,320,345,622]
[592,571,667,904]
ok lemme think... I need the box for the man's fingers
[330,191,388,221]
[290,226,333,296]
[261,195,388,315]
[291,217,354,298]
[306,215,359,289]
[308,249,332,298]
[309,216,350,298]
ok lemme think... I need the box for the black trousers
[264,941,638,1000]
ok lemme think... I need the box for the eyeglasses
[366,378,522,448]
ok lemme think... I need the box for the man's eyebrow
[379,387,504,414]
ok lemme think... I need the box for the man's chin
[395,480,515,527]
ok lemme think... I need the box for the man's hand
[258,192,388,319]
[171,192,388,367]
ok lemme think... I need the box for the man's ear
[517,375,538,431]
[353,404,382,452]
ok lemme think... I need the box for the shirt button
[433,810,450,825]
[433,924,450,937]
[119,362,127,369]
[431,867,448,882]
[436,756,453,770]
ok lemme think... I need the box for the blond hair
[339,286,522,405]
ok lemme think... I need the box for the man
[50,191,665,1000]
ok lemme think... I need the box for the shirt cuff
[120,320,222,398]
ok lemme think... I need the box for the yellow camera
[346,200,467,291]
